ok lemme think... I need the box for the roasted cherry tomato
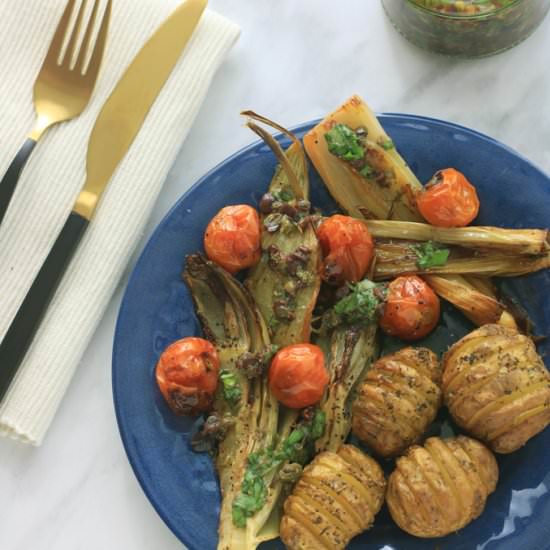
[204,205,261,274]
[269,344,329,409]
[380,276,440,341]
[156,337,220,415]
[417,168,480,228]
[317,214,374,286]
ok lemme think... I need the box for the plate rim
[112,112,550,550]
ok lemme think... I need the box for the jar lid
[410,0,519,17]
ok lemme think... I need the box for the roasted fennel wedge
[243,111,322,346]
[184,254,280,550]
[315,323,379,453]
[237,112,324,545]
[303,94,423,221]
[373,241,550,279]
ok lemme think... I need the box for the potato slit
[453,440,490,497]
[400,354,440,383]
[395,459,438,527]
[286,496,340,549]
[443,341,504,393]
[370,367,430,405]
[369,377,431,432]
[302,478,363,533]
[467,381,550,430]
[363,387,422,436]
[317,458,375,509]
[488,403,550,440]
[425,440,465,515]
[281,515,326,550]
[409,449,451,523]
[338,448,384,494]
[356,396,417,443]
[447,369,501,410]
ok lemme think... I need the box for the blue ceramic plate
[113,114,550,550]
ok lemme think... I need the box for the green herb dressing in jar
[382,0,550,57]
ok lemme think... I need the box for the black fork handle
[0,138,37,226]
[0,211,89,401]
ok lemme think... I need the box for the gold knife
[0,0,208,400]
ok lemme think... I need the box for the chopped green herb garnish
[413,241,450,270]
[333,279,386,327]
[359,163,375,178]
[220,369,241,404]
[325,123,365,161]
[232,410,326,527]
[273,189,293,202]
[381,138,394,150]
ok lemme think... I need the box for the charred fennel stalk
[316,324,378,453]
[423,274,504,326]
[183,255,279,550]
[243,111,321,347]
[373,242,550,280]
[365,220,550,256]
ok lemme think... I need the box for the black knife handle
[0,138,37,226]
[0,211,89,401]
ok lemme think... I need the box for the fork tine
[75,0,100,73]
[84,0,112,80]
[43,0,77,65]
[62,0,88,67]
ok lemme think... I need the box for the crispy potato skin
[442,324,550,453]
[387,436,498,538]
[280,445,386,550]
[351,347,442,457]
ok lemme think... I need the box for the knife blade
[76,0,207,220]
[0,0,208,401]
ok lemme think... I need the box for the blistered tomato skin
[417,168,480,228]
[204,205,261,274]
[380,276,440,341]
[269,344,329,409]
[156,337,220,416]
[317,214,374,286]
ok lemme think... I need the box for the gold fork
[0,0,112,226]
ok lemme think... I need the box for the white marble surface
[1,1,550,549]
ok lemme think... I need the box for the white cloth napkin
[0,0,240,445]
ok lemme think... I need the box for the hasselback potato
[443,324,550,453]
[352,347,442,457]
[280,444,385,549]
[387,436,498,537]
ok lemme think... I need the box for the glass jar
[382,0,550,57]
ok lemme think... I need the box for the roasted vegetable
[243,111,321,346]
[352,347,442,457]
[304,95,423,221]
[372,241,550,280]
[156,337,220,415]
[417,168,480,227]
[204,205,261,274]
[316,323,379,453]
[280,444,386,549]
[423,274,505,327]
[269,344,329,409]
[365,220,550,256]
[443,324,550,453]
[387,436,498,537]
[380,275,440,341]
[317,214,374,286]
[183,254,279,550]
